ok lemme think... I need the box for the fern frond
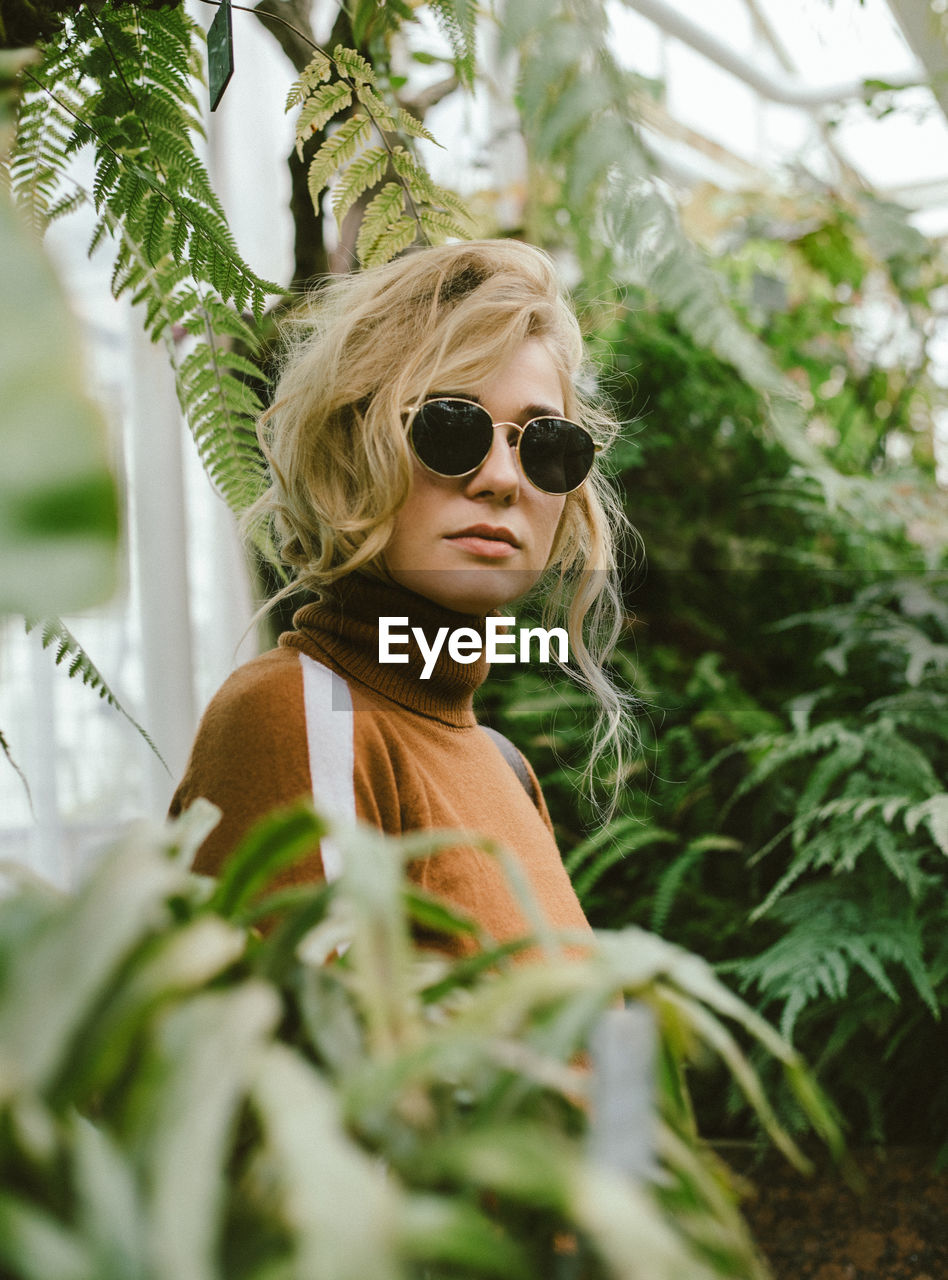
[737,883,939,1037]
[9,0,283,489]
[361,214,417,267]
[354,85,438,144]
[389,149,469,219]
[863,725,940,795]
[428,0,477,87]
[286,39,471,264]
[905,795,948,856]
[307,115,373,207]
[866,689,948,740]
[571,826,677,901]
[354,84,399,132]
[417,208,470,243]
[285,50,332,111]
[331,145,390,224]
[394,105,439,145]
[723,722,863,818]
[650,836,742,934]
[10,71,79,230]
[23,618,166,768]
[294,81,353,159]
[794,738,865,838]
[331,44,377,87]
[355,181,406,262]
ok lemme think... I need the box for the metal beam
[623,0,921,106]
[886,0,948,122]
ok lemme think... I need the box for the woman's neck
[284,574,490,727]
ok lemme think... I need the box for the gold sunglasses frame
[406,397,603,496]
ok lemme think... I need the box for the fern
[734,883,939,1040]
[295,81,353,154]
[7,40,79,231]
[707,572,948,1109]
[570,824,677,900]
[650,836,743,935]
[428,0,477,87]
[285,49,332,110]
[306,114,373,205]
[10,4,281,518]
[289,41,472,266]
[330,144,389,224]
[6,4,279,770]
[23,618,166,768]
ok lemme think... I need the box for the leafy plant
[482,198,948,1148]
[287,41,472,266]
[1,2,477,745]
[9,3,280,515]
[0,799,840,1279]
[718,576,948,1144]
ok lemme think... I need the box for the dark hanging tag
[208,0,234,112]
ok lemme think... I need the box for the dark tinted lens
[410,400,494,476]
[519,418,595,493]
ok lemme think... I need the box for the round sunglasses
[407,397,601,495]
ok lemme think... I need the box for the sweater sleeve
[168,648,326,887]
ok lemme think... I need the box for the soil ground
[735,1147,948,1279]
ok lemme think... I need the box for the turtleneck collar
[280,574,489,728]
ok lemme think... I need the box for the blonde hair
[246,240,637,812]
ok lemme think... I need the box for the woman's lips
[446,534,519,558]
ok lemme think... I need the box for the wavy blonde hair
[246,239,637,810]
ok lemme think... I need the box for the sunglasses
[407,397,601,495]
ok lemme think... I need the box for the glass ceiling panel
[613,0,948,232]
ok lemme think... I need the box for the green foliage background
[481,186,948,1152]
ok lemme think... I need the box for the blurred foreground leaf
[0,53,117,617]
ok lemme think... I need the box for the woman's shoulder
[169,647,315,863]
[197,646,305,730]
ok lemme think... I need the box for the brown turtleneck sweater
[169,576,590,949]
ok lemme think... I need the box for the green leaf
[331,144,389,224]
[72,1117,147,1278]
[131,984,280,1280]
[307,115,372,207]
[23,617,164,764]
[285,50,332,111]
[397,1195,531,1278]
[354,180,405,262]
[294,81,353,159]
[360,213,417,266]
[402,887,481,939]
[62,916,247,1104]
[332,45,377,88]
[251,1043,402,1280]
[0,191,118,616]
[0,1196,92,1280]
[0,835,185,1099]
[207,803,328,921]
[905,794,948,855]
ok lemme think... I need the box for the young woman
[170,239,631,950]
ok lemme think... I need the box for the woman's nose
[465,426,521,501]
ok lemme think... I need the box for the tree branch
[252,0,319,74]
